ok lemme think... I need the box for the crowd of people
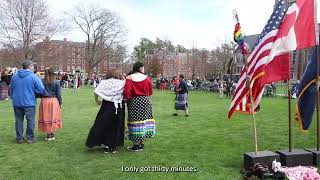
[1,59,293,154]
[1,60,159,154]
[57,73,102,89]
[154,75,237,98]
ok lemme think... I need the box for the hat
[22,60,34,69]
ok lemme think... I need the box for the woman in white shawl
[85,69,125,153]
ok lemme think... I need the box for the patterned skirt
[175,93,188,110]
[0,81,8,100]
[38,97,62,133]
[127,96,155,142]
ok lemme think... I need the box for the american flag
[228,0,317,118]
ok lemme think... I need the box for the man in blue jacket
[10,60,45,144]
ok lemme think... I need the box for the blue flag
[295,46,319,131]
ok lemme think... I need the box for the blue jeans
[13,107,36,141]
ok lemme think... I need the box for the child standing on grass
[38,68,62,141]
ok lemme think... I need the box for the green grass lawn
[0,87,318,180]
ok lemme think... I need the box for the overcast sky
[47,0,320,51]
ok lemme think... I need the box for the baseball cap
[22,60,34,69]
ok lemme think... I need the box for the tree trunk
[88,63,94,77]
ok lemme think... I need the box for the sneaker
[16,139,23,144]
[173,113,178,116]
[45,134,51,141]
[50,133,55,141]
[185,114,189,117]
[104,147,117,154]
[109,148,117,154]
[139,144,144,151]
[26,139,36,144]
[103,147,110,153]
[127,145,140,152]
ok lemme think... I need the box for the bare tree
[155,38,173,76]
[69,4,126,75]
[0,0,65,62]
[210,42,235,75]
[108,44,127,72]
[199,48,210,77]
[191,47,199,80]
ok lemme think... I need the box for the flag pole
[288,72,292,152]
[249,84,258,155]
[316,45,319,151]
[234,10,258,154]
[244,54,258,154]
[284,0,292,153]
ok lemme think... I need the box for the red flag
[228,0,317,118]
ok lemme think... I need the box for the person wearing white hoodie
[85,69,125,153]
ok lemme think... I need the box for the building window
[59,65,63,71]
[72,66,75,70]
[67,59,70,64]
[67,66,70,71]
[82,60,85,65]
[72,59,75,64]
[41,65,44,70]
[81,66,85,70]
[104,67,107,72]
[78,60,81,64]
[77,66,81,69]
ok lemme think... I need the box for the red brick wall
[34,39,89,73]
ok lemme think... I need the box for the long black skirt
[86,100,125,149]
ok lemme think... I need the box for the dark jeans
[13,107,36,141]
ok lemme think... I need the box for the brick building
[34,38,88,73]
[0,37,128,75]
[145,52,193,79]
[145,49,220,80]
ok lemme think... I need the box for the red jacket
[123,73,153,100]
